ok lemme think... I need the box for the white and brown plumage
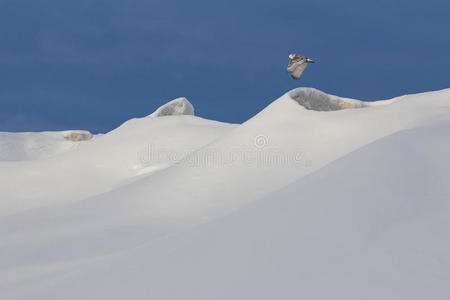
[286,53,315,80]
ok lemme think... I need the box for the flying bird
[286,53,315,80]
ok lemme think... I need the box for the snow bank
[148,97,194,117]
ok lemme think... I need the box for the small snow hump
[148,97,195,118]
[286,53,315,80]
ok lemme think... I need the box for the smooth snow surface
[1,89,449,299]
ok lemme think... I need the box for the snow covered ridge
[0,96,194,162]
[288,87,392,111]
[148,97,194,117]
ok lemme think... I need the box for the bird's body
[287,53,315,80]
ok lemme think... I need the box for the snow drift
[0,88,449,300]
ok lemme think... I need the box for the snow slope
[0,88,449,299]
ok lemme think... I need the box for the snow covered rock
[63,130,93,141]
[289,87,369,111]
[148,97,194,118]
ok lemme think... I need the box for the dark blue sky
[1,0,449,132]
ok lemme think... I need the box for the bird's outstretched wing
[286,55,305,72]
[290,62,308,80]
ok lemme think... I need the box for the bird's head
[288,53,296,59]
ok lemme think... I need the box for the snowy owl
[286,53,315,80]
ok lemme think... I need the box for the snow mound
[289,88,382,111]
[148,97,194,117]
[0,116,234,215]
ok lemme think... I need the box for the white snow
[0,89,449,299]
[0,114,234,215]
